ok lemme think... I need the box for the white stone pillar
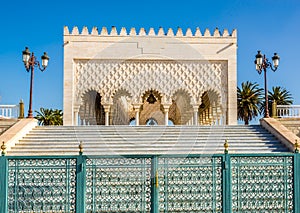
[205,108,209,124]
[199,113,203,125]
[163,104,171,126]
[133,104,141,126]
[74,105,80,126]
[135,110,140,126]
[165,111,169,126]
[73,112,78,126]
[212,102,217,125]
[208,105,213,125]
[202,112,205,125]
[192,105,199,126]
[216,105,222,125]
[103,105,111,126]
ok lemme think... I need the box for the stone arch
[171,88,194,103]
[141,89,163,103]
[198,89,223,125]
[79,90,105,125]
[139,89,164,125]
[111,89,132,125]
[199,89,221,104]
[171,89,194,125]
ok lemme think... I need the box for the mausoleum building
[63,26,238,126]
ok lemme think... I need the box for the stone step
[11,144,285,151]
[25,129,275,134]
[8,147,288,156]
[7,125,290,155]
[33,127,265,132]
[31,126,268,131]
[13,138,283,145]
[22,134,276,139]
[24,130,275,135]
[11,142,285,151]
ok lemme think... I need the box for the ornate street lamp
[22,47,49,118]
[254,50,280,118]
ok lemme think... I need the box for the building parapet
[64,26,237,38]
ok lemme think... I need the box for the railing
[276,105,300,118]
[1,152,299,213]
[0,105,19,119]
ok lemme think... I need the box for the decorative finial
[158,27,164,36]
[204,28,211,37]
[120,27,127,36]
[295,139,299,153]
[1,141,7,156]
[224,140,229,154]
[148,28,156,36]
[222,29,229,37]
[176,27,183,36]
[72,26,79,35]
[213,28,221,37]
[185,28,193,37]
[167,28,174,36]
[63,26,70,35]
[79,141,83,155]
[81,26,89,35]
[91,27,99,35]
[195,27,202,37]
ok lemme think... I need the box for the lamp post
[255,50,280,118]
[22,47,49,118]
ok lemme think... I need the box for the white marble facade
[63,26,237,126]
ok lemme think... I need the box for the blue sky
[0,0,299,120]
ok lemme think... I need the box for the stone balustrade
[0,105,19,119]
[276,105,300,118]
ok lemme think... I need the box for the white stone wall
[63,26,237,125]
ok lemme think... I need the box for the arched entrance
[139,90,164,125]
[198,90,223,125]
[170,90,193,125]
[79,90,105,125]
[111,89,132,125]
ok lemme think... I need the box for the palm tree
[260,86,293,116]
[237,81,263,125]
[266,86,293,117]
[52,109,63,125]
[269,86,293,105]
[35,108,63,125]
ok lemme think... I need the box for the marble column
[192,105,199,126]
[74,105,80,126]
[103,105,111,126]
[163,104,171,126]
[133,104,141,126]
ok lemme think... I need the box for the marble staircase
[7,125,290,156]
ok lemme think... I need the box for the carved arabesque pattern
[85,157,152,212]
[4,155,297,212]
[231,156,294,212]
[75,60,226,106]
[7,158,77,213]
[158,157,223,212]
